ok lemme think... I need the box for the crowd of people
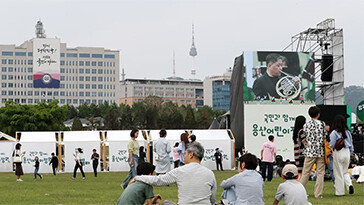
[11,105,363,204]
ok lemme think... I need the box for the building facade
[203,69,231,111]
[0,40,119,106]
[120,78,203,107]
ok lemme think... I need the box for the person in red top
[261,135,277,181]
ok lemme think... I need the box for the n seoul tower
[189,24,197,79]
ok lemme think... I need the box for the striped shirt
[135,162,217,205]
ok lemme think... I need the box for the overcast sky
[1,0,363,86]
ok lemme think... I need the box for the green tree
[72,117,83,131]
[183,105,197,129]
[159,102,184,129]
[119,104,133,129]
[131,102,147,128]
[104,104,120,130]
[78,103,91,118]
[66,105,78,119]
[195,106,215,129]
[143,96,163,129]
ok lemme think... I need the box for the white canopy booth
[107,130,150,172]
[149,130,189,170]
[190,129,235,170]
[0,133,16,172]
[18,132,57,173]
[63,131,101,173]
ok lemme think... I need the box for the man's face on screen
[267,59,283,77]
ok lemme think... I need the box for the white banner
[0,142,15,172]
[33,38,60,88]
[244,104,312,161]
[20,142,56,173]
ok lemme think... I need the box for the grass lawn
[0,170,363,204]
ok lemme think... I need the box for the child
[34,156,43,179]
[273,164,311,205]
[117,162,161,205]
[173,142,180,168]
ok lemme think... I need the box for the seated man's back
[117,181,154,205]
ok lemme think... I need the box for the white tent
[149,130,188,170]
[107,130,149,172]
[0,141,16,172]
[63,131,101,173]
[190,129,235,170]
[18,132,57,173]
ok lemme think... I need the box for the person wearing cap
[274,164,311,205]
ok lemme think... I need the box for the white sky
[1,0,363,86]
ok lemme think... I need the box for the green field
[0,171,363,204]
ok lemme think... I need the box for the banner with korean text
[244,104,312,160]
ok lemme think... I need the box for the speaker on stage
[321,54,333,82]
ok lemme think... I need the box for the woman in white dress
[154,129,172,175]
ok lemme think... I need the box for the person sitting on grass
[134,142,217,205]
[117,162,161,205]
[220,153,264,205]
[273,164,311,205]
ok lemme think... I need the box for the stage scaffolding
[283,19,344,105]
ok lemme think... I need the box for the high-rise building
[120,78,203,108]
[0,22,119,106]
[203,69,232,111]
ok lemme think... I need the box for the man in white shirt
[135,142,217,205]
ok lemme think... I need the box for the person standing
[154,129,172,175]
[121,129,140,189]
[71,148,85,180]
[260,135,277,181]
[34,156,43,179]
[292,115,306,179]
[329,115,354,196]
[214,148,223,171]
[300,106,326,198]
[49,152,58,176]
[177,133,189,166]
[13,143,25,182]
[91,149,100,177]
[173,142,180,168]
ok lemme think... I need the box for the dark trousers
[34,168,42,179]
[216,160,223,171]
[73,162,85,178]
[261,162,273,181]
[52,166,57,176]
[93,162,98,177]
[174,160,180,168]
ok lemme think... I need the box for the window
[15,52,26,56]
[86,84,90,89]
[98,69,103,74]
[60,84,65,88]
[98,100,103,104]
[92,61,96,66]
[79,76,84,81]
[86,99,91,104]
[1,83,6,87]
[79,53,90,58]
[98,77,103,82]
[34,91,39,96]
[60,68,65,73]
[79,68,84,73]
[1,75,6,80]
[2,51,13,56]
[1,91,6,95]
[1,59,6,64]
[8,91,13,95]
[86,92,90,96]
[1,67,6,72]
[79,61,84,66]
[8,60,13,64]
[66,53,77,58]
[85,69,90,74]
[28,91,33,96]
[92,54,103,58]
[60,53,65,57]
[91,92,96,96]
[73,99,78,104]
[60,92,65,96]
[79,84,84,89]
[85,76,90,81]
[98,84,103,89]
[60,76,65,81]
[60,60,65,65]
[92,76,96,81]
[79,92,84,96]
[28,99,33,103]
[85,61,90,66]
[27,83,33,88]
[79,99,84,104]
[98,62,103,66]
[27,75,33,80]
[92,69,96,74]
[67,99,72,104]
[104,54,115,59]
[54,91,58,96]
[92,84,96,89]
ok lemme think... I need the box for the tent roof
[19,132,56,142]
[208,118,220,129]
[149,130,188,141]
[190,129,232,140]
[63,131,100,142]
[107,130,147,142]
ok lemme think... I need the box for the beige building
[0,40,119,106]
[120,78,203,107]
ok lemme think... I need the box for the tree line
[0,96,226,137]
